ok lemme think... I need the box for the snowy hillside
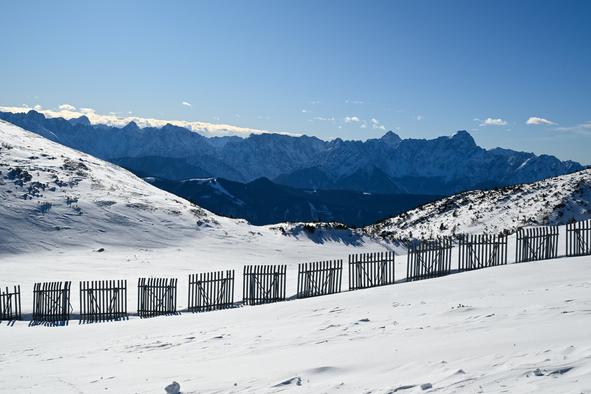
[1,254,590,393]
[369,169,591,239]
[0,120,227,253]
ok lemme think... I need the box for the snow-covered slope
[1,254,590,393]
[369,169,591,239]
[0,120,227,253]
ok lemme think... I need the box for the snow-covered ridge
[368,168,591,239]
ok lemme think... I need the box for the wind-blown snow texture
[370,169,591,239]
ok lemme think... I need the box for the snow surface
[1,254,590,393]
[2,120,591,393]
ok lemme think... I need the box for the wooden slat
[406,238,453,281]
[296,260,343,298]
[348,252,395,291]
[137,277,178,317]
[242,265,287,305]
[79,279,128,322]
[515,225,560,263]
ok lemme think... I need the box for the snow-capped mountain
[368,168,591,239]
[0,110,582,195]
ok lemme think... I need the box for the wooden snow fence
[79,280,127,322]
[32,281,72,323]
[242,265,287,305]
[458,234,508,271]
[137,278,178,317]
[348,251,396,290]
[406,238,453,281]
[0,285,21,321]
[296,260,343,298]
[566,219,591,257]
[515,226,559,263]
[188,270,235,312]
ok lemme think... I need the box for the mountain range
[0,110,583,195]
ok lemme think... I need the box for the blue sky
[0,0,590,163]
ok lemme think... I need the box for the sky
[0,0,590,164]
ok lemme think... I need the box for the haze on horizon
[0,0,590,164]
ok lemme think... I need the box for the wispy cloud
[371,118,386,130]
[479,117,507,126]
[58,104,76,111]
[312,116,335,122]
[555,121,591,135]
[416,115,423,121]
[301,109,310,113]
[344,116,361,123]
[345,99,364,105]
[182,101,192,107]
[0,104,299,137]
[526,116,556,126]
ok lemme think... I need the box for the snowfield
[1,255,590,393]
[2,120,591,393]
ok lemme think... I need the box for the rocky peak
[380,130,402,147]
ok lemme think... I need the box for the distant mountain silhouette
[0,110,583,195]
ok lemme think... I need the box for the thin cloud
[555,121,591,135]
[480,117,507,126]
[371,118,386,130]
[345,99,364,104]
[312,116,335,122]
[417,115,423,121]
[526,116,557,126]
[344,116,361,123]
[58,104,76,111]
[182,101,192,107]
